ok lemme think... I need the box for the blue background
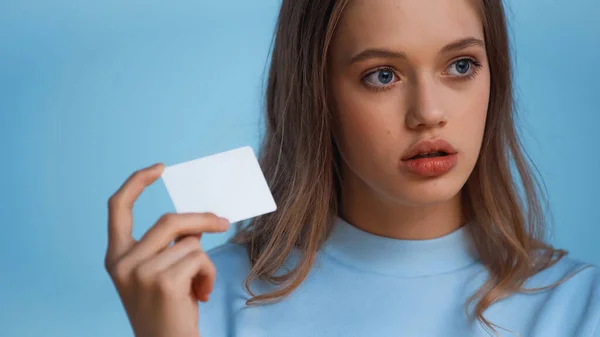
[0,1,598,336]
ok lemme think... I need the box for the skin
[328,0,491,240]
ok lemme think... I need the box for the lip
[400,138,458,178]
[401,138,458,161]
[401,154,458,177]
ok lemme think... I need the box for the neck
[339,167,465,240]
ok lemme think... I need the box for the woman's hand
[104,163,229,337]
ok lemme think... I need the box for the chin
[382,174,466,207]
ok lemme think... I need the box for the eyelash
[361,57,483,93]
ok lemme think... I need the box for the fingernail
[149,163,163,173]
[219,217,230,226]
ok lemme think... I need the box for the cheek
[332,79,408,165]
[460,76,490,157]
[469,76,490,139]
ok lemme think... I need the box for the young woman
[104,0,600,336]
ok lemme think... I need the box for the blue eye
[447,58,478,77]
[363,68,398,87]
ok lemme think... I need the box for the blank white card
[160,146,277,223]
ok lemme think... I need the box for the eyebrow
[440,37,485,54]
[349,37,485,65]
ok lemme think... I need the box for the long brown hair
[231,0,572,333]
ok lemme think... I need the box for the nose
[405,77,447,130]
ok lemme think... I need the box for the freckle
[387,130,391,135]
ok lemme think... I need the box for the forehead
[333,0,484,57]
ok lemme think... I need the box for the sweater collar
[322,216,479,277]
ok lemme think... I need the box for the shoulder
[527,255,600,335]
[206,241,251,267]
[531,255,600,286]
[206,242,252,285]
[198,242,252,336]
[526,254,600,296]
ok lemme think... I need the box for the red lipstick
[400,138,458,178]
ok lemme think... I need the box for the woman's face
[328,0,490,207]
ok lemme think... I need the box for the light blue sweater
[199,216,600,336]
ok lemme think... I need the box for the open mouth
[409,151,449,160]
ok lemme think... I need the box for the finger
[161,250,216,300]
[193,270,214,302]
[174,233,202,244]
[135,236,202,279]
[106,163,165,265]
[125,212,228,265]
